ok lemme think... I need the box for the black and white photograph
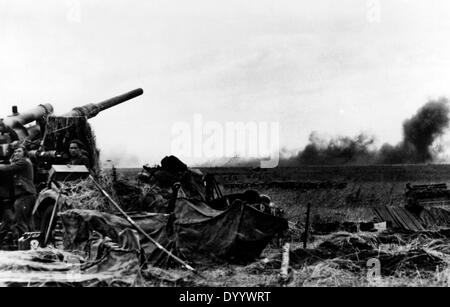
[1,0,450,293]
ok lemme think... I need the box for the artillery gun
[0,88,143,248]
[0,88,143,177]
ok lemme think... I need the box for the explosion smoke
[296,98,450,165]
[298,132,375,165]
[199,98,450,167]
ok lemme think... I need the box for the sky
[1,0,450,166]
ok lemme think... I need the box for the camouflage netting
[42,115,100,171]
[57,174,148,213]
[60,179,115,213]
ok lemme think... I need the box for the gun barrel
[2,104,54,140]
[64,88,143,119]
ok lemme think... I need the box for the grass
[126,231,450,287]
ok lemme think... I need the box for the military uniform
[0,157,37,236]
[70,154,91,169]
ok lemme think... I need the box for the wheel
[39,205,63,247]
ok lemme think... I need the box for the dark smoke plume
[295,98,450,165]
[376,98,450,164]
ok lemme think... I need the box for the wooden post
[303,203,311,249]
[280,242,290,283]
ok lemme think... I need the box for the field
[116,164,450,223]
[2,164,449,287]
[199,164,450,221]
[117,164,450,287]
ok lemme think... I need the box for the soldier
[0,119,19,163]
[0,146,37,238]
[68,139,91,169]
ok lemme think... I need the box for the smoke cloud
[294,98,450,165]
[188,98,450,167]
[296,132,375,165]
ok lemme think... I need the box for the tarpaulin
[59,187,288,266]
